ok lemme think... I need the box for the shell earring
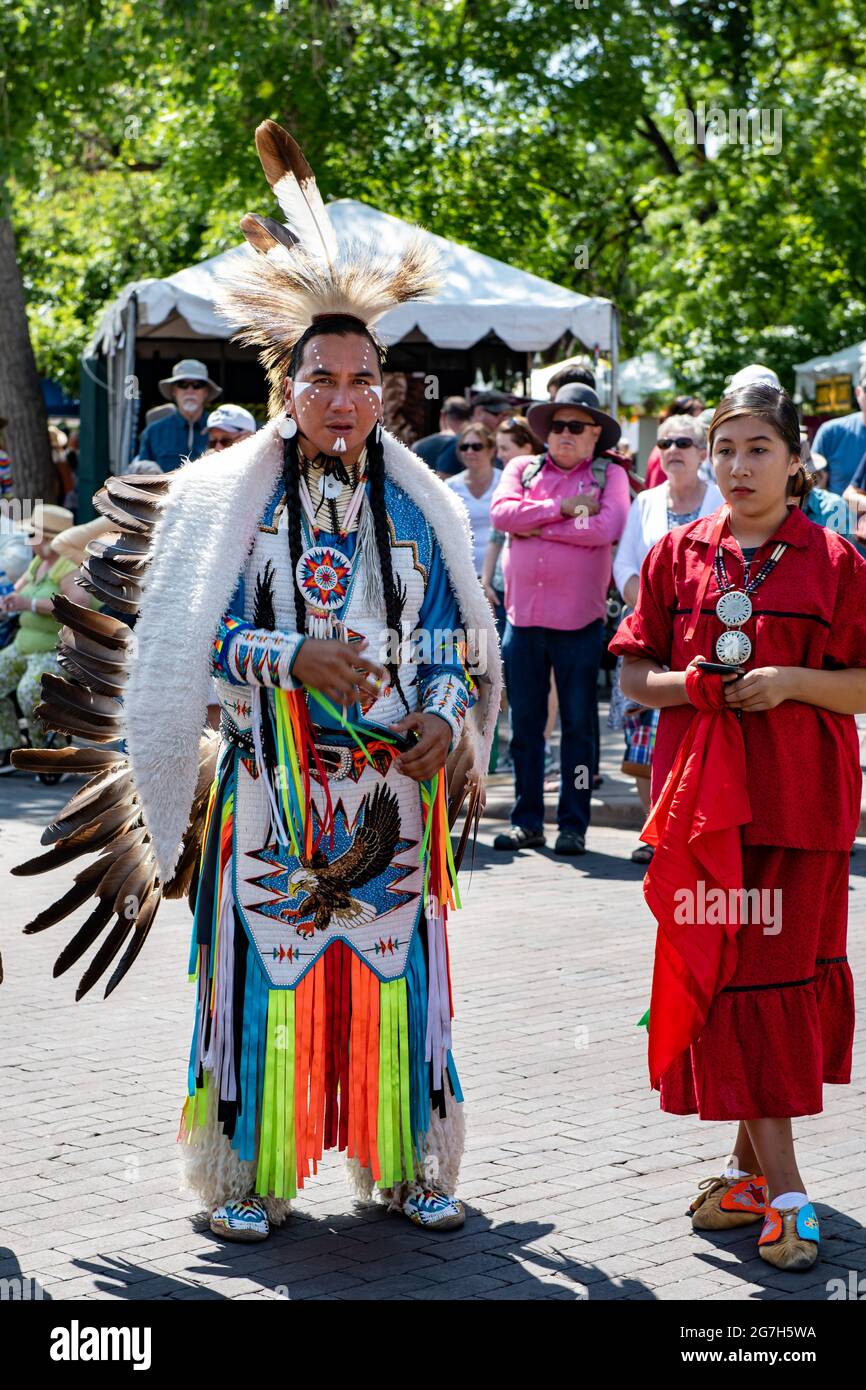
[375,422,383,443]
[277,414,297,439]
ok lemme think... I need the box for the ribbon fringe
[181,715,462,1197]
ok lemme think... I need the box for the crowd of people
[412,359,865,876]
[2,352,861,841]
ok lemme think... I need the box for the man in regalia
[14,122,500,1243]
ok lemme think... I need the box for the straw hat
[26,503,74,540]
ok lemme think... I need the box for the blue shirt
[812,412,866,494]
[802,486,854,539]
[136,411,209,473]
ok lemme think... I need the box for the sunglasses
[658,436,699,450]
[549,419,597,435]
[458,441,487,452]
[176,380,208,390]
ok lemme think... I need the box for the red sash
[640,667,752,1086]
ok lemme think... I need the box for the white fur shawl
[124,419,502,881]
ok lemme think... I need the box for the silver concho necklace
[712,542,787,665]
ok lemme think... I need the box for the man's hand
[292,637,387,705]
[560,494,600,518]
[722,665,792,712]
[390,711,451,781]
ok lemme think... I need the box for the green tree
[5,0,866,450]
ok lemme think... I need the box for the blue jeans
[502,620,603,835]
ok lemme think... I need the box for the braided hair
[281,433,308,634]
[366,425,409,712]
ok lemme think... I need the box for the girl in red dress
[610,382,866,1272]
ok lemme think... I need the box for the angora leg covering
[180,1096,293,1225]
[346,1096,466,1203]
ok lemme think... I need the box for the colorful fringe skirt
[179,723,463,1200]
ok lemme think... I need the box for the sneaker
[492,826,546,851]
[554,830,586,856]
[403,1188,465,1231]
[209,1197,270,1242]
[690,1173,767,1230]
[758,1203,820,1271]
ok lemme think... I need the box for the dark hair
[281,425,409,711]
[442,396,471,423]
[548,364,596,392]
[496,414,543,453]
[660,394,703,421]
[288,315,386,378]
[708,383,811,504]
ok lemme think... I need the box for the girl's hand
[722,665,791,712]
[482,581,498,608]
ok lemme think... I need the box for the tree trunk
[0,215,54,507]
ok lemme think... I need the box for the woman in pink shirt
[489,384,630,854]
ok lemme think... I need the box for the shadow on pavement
[56,1207,660,1301]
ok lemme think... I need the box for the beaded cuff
[419,671,471,750]
[212,614,304,690]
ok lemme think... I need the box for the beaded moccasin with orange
[758,1204,820,1271]
[689,1174,767,1230]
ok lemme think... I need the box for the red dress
[609,504,864,1119]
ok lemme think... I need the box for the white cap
[206,404,257,435]
[723,363,782,395]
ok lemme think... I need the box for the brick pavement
[2,773,866,1302]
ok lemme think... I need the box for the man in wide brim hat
[137,358,222,474]
[526,382,621,456]
[489,379,630,860]
[157,357,222,404]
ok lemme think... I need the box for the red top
[644,445,665,489]
[609,504,866,850]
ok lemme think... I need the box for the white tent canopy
[91,198,616,357]
[794,341,866,398]
[531,350,674,411]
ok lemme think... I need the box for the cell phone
[696,661,744,677]
[356,715,418,754]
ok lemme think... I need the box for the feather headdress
[215,121,442,412]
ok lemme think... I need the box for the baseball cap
[206,404,257,435]
[724,363,782,395]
